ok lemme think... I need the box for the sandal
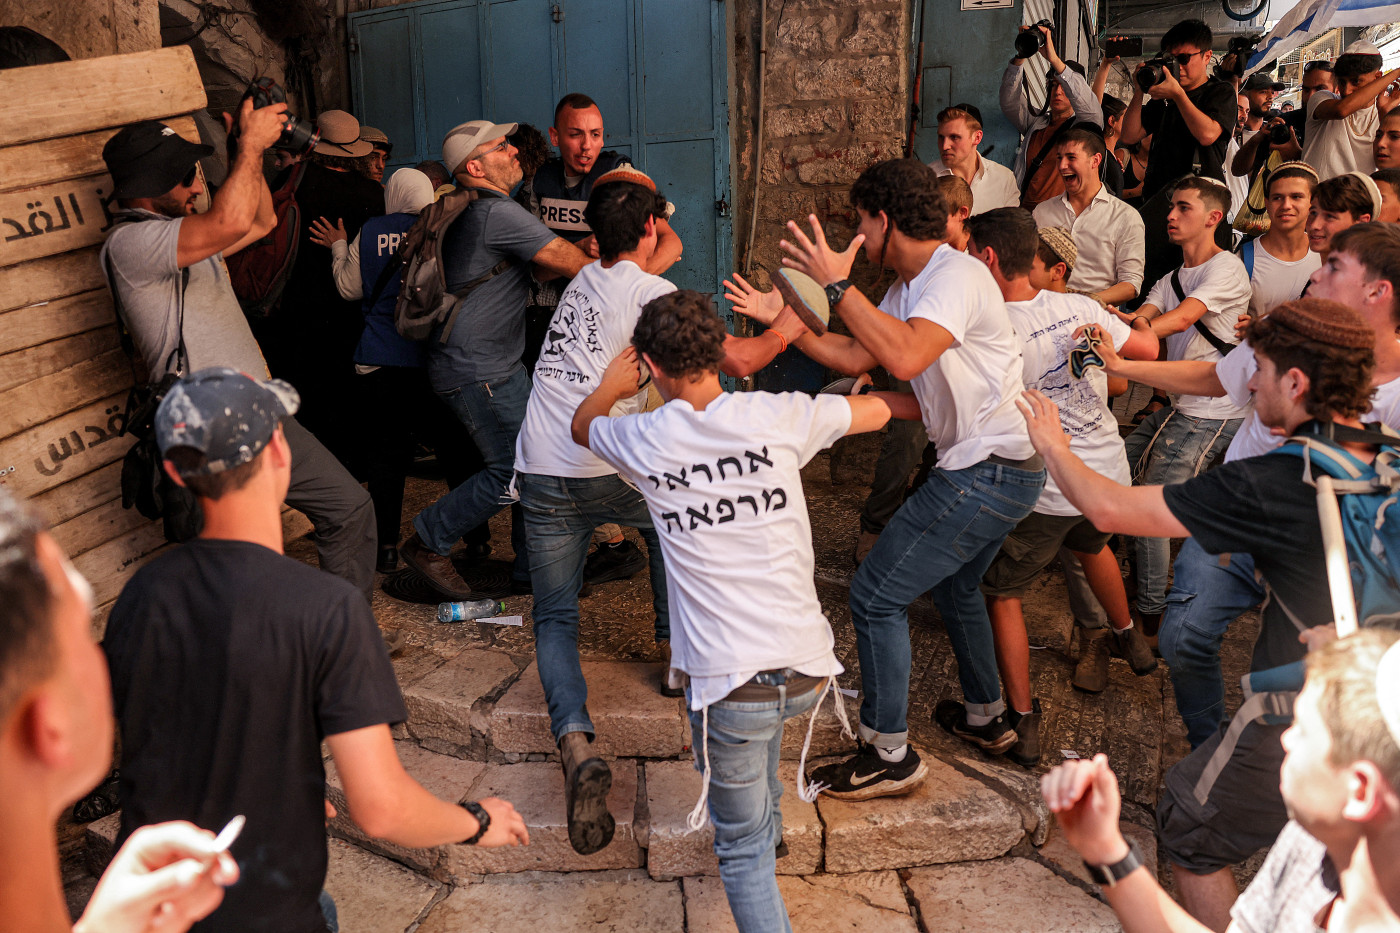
[1131,393,1172,426]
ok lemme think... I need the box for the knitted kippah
[594,166,657,192]
[1038,226,1077,272]
[1272,160,1320,180]
[1266,298,1373,349]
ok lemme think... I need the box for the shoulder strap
[1172,268,1238,356]
[438,258,512,343]
[101,214,190,383]
[1240,238,1256,279]
[1020,119,1074,198]
[364,245,404,310]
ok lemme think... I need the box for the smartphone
[1102,36,1143,58]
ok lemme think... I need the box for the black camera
[240,78,319,156]
[1015,20,1054,60]
[1215,34,1262,80]
[1136,56,1180,93]
[1265,110,1293,145]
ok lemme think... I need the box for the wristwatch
[459,800,490,845]
[1083,838,1143,887]
[824,279,853,308]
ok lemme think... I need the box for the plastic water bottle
[436,598,506,623]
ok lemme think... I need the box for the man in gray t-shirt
[99,104,377,603]
[399,119,590,600]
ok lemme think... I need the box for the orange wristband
[772,330,789,353]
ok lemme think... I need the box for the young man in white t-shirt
[1123,177,1251,638]
[573,290,895,933]
[967,209,1161,766]
[1031,127,1146,307]
[1308,173,1379,261]
[761,159,1048,792]
[1303,43,1400,180]
[1240,163,1322,318]
[1092,221,1400,749]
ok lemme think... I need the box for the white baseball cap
[442,120,518,174]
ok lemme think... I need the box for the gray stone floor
[63,402,1263,932]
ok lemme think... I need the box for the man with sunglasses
[1121,19,1238,203]
[100,102,380,605]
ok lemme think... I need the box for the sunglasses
[180,164,199,188]
[1170,49,1209,66]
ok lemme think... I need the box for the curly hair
[849,159,947,242]
[632,290,727,381]
[511,123,550,181]
[1248,311,1375,421]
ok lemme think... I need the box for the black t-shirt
[1162,451,1331,674]
[1141,76,1238,200]
[105,539,407,933]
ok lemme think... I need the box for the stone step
[684,872,920,933]
[398,647,522,754]
[443,759,643,878]
[324,739,486,878]
[487,660,687,758]
[643,760,822,880]
[815,751,1025,873]
[323,837,441,932]
[904,858,1122,932]
[416,870,682,932]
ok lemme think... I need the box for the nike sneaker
[806,742,928,801]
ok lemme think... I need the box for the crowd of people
[6,15,1400,933]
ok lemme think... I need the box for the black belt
[723,669,825,703]
[987,452,1044,471]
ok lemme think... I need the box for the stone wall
[731,0,910,301]
[0,0,159,60]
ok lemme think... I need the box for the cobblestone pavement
[63,411,1262,932]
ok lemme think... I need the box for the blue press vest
[355,212,425,368]
[530,151,631,243]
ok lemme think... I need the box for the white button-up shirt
[1032,184,1145,296]
[928,153,1020,215]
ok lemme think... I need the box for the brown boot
[400,533,474,601]
[854,531,880,565]
[559,732,614,855]
[656,640,684,698]
[1072,627,1111,693]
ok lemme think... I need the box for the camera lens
[1015,30,1043,59]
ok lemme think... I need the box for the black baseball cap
[102,121,214,200]
[1243,72,1285,91]
[156,368,300,477]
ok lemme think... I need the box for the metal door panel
[561,3,633,141]
[644,137,716,296]
[420,3,484,161]
[352,14,419,165]
[639,0,713,138]
[483,0,557,129]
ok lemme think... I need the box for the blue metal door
[348,0,732,303]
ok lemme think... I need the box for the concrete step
[416,870,682,933]
[904,858,1122,932]
[683,872,920,933]
[323,837,441,932]
[324,739,485,877]
[815,751,1025,873]
[398,647,522,754]
[487,660,687,758]
[643,760,822,880]
[443,759,643,878]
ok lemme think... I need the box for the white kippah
[1380,641,1400,748]
[1344,170,1384,219]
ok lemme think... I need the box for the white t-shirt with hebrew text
[589,391,849,710]
[514,260,673,478]
[880,244,1034,470]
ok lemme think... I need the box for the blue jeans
[850,459,1045,746]
[1123,408,1241,615]
[517,472,669,741]
[414,366,531,578]
[687,679,822,933]
[1159,539,1262,748]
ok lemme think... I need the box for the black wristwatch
[824,279,852,307]
[1083,838,1143,887]
[459,801,490,845]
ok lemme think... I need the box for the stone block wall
[0,0,159,61]
[731,0,910,302]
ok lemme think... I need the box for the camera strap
[102,212,191,385]
[1020,117,1074,198]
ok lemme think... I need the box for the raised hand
[779,214,865,287]
[723,272,784,325]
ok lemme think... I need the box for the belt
[722,669,825,703]
[987,452,1044,471]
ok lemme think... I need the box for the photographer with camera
[1000,21,1103,211]
[1304,40,1400,181]
[99,92,379,605]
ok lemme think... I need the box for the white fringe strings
[685,676,855,832]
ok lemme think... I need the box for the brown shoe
[656,640,684,698]
[1072,627,1111,693]
[559,732,614,855]
[400,533,474,601]
[854,531,880,565]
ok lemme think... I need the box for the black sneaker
[806,742,928,801]
[933,700,1017,754]
[583,540,646,585]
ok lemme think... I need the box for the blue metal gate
[347,0,733,303]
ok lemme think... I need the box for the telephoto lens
[1015,20,1052,59]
